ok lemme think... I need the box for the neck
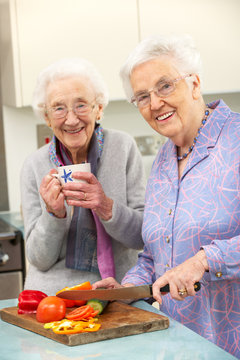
[177,101,210,160]
[66,148,87,164]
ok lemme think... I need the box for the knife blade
[56,282,201,301]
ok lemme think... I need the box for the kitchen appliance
[0,218,25,300]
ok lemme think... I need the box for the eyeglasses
[131,74,192,108]
[46,101,96,120]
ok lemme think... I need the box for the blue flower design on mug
[61,169,73,183]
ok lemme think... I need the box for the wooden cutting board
[0,301,169,346]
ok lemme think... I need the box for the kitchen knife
[56,282,201,301]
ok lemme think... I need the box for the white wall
[3,92,240,212]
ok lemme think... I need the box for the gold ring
[178,288,187,296]
[83,192,87,201]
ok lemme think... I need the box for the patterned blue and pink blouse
[122,100,240,359]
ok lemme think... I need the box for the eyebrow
[50,97,87,107]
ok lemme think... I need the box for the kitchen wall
[0,71,9,211]
[1,0,240,213]
[2,91,240,213]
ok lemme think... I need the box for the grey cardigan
[21,129,146,295]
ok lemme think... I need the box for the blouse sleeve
[20,157,70,272]
[121,244,155,285]
[101,133,145,250]
[202,236,240,281]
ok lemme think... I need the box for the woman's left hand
[62,171,113,221]
[152,250,209,304]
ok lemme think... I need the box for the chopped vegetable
[18,290,47,314]
[86,299,109,314]
[66,304,99,321]
[44,318,101,334]
[56,281,92,307]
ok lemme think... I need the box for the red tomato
[36,296,66,323]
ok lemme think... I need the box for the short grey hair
[32,58,109,120]
[120,34,202,102]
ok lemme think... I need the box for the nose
[64,109,79,124]
[150,92,164,111]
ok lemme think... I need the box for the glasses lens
[51,106,67,119]
[156,81,175,97]
[49,102,94,119]
[135,94,150,108]
[74,102,91,115]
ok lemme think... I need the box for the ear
[192,74,201,100]
[96,104,103,121]
[44,112,51,127]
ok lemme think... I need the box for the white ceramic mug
[53,163,91,185]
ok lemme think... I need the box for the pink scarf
[92,211,115,278]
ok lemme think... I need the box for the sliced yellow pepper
[44,318,101,334]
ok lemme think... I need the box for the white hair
[32,58,109,120]
[120,34,203,102]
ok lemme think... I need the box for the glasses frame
[45,101,96,120]
[131,74,192,108]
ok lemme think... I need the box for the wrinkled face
[45,76,102,156]
[130,57,201,143]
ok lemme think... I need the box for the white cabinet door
[0,0,139,107]
[138,0,240,94]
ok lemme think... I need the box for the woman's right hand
[39,169,66,218]
[92,277,135,304]
[92,277,122,290]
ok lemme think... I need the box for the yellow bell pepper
[44,318,101,334]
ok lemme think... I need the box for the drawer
[0,271,23,300]
[0,238,23,272]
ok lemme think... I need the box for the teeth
[156,112,174,121]
[66,128,83,134]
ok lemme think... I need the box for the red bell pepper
[18,290,47,314]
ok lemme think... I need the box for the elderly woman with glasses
[20,58,145,296]
[93,35,240,358]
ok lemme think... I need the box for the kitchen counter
[0,211,24,236]
[0,212,26,300]
[0,298,236,360]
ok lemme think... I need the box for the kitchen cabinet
[0,0,139,107]
[138,0,240,94]
[1,0,239,108]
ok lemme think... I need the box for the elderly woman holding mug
[20,58,145,296]
[93,35,240,358]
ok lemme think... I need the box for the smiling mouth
[156,111,174,121]
[65,127,84,134]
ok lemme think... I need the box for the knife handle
[150,281,201,294]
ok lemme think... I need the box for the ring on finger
[83,192,87,201]
[178,288,188,296]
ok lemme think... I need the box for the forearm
[25,210,68,271]
[94,196,113,221]
[194,249,209,271]
[101,201,144,249]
